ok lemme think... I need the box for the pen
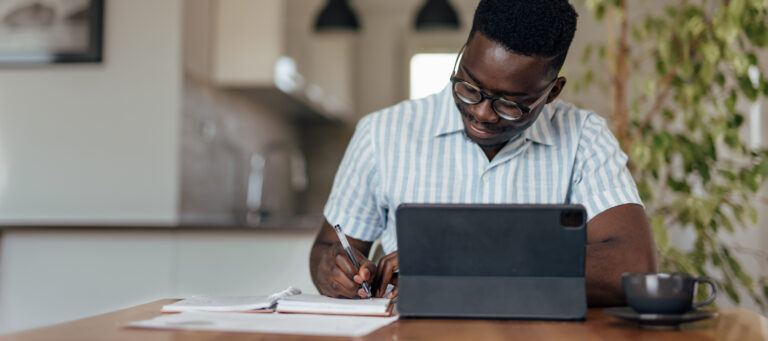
[332,224,373,298]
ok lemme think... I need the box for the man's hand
[374,251,399,298]
[310,221,376,298]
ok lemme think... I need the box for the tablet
[395,203,587,320]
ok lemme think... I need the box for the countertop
[0,215,323,232]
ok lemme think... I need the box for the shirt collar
[433,84,556,146]
[433,84,465,137]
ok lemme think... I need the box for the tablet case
[395,204,587,320]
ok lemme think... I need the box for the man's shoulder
[549,100,604,125]
[548,100,609,137]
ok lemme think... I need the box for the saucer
[603,307,718,329]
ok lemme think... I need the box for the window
[409,53,458,99]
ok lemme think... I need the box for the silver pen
[333,224,373,298]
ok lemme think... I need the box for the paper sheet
[127,311,399,337]
[276,294,392,316]
[161,287,301,312]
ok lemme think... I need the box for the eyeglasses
[450,45,557,121]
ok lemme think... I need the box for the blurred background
[0,0,766,334]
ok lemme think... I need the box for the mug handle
[693,278,717,309]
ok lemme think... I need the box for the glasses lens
[454,81,482,104]
[493,99,524,120]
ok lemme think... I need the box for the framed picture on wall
[0,0,104,65]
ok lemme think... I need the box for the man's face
[454,32,565,149]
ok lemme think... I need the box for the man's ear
[546,77,567,104]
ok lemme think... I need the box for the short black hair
[469,0,578,78]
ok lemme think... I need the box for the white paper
[161,296,273,312]
[276,294,392,316]
[161,287,301,312]
[128,311,399,337]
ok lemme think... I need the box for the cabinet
[183,0,354,122]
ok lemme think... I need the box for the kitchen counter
[0,215,323,232]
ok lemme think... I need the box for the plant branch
[611,0,630,149]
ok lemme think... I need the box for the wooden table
[1,299,766,341]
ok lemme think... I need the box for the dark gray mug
[622,272,717,314]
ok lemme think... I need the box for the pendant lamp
[314,0,360,32]
[415,0,460,30]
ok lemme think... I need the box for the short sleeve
[323,116,386,241]
[568,114,643,221]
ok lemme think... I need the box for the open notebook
[162,287,301,313]
[276,294,393,316]
[163,287,393,316]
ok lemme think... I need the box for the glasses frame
[450,44,557,121]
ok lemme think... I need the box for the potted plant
[571,0,768,310]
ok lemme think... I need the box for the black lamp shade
[415,0,460,30]
[314,0,360,32]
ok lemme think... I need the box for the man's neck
[481,145,504,161]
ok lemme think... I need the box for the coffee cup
[622,272,717,314]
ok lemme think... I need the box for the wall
[179,77,301,224]
[0,229,317,334]
[0,0,181,224]
[0,0,317,335]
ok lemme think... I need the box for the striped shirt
[324,85,642,254]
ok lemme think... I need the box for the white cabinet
[183,0,355,122]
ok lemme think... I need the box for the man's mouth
[459,107,502,137]
[468,121,498,138]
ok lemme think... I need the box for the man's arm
[586,203,657,306]
[310,220,376,298]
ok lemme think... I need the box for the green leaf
[712,252,723,266]
[667,176,691,193]
[725,91,737,113]
[581,44,593,64]
[762,79,768,96]
[746,205,759,224]
[725,131,741,148]
[715,73,726,87]
[630,143,652,168]
[724,281,741,304]
[756,158,768,177]
[763,285,768,299]
[728,114,745,129]
[747,53,758,66]
[718,169,737,181]
[728,0,747,21]
[739,76,759,101]
[651,215,669,251]
[595,3,605,20]
[742,171,760,192]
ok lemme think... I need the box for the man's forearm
[586,238,657,306]
[309,241,333,290]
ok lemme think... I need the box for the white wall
[0,1,320,335]
[0,0,181,224]
[0,229,318,334]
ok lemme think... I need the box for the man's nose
[471,99,499,123]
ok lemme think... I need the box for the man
[310,0,657,306]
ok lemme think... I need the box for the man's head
[453,0,578,151]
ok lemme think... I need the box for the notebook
[161,287,301,313]
[276,294,393,316]
[128,311,399,337]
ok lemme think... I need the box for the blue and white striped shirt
[324,85,642,254]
